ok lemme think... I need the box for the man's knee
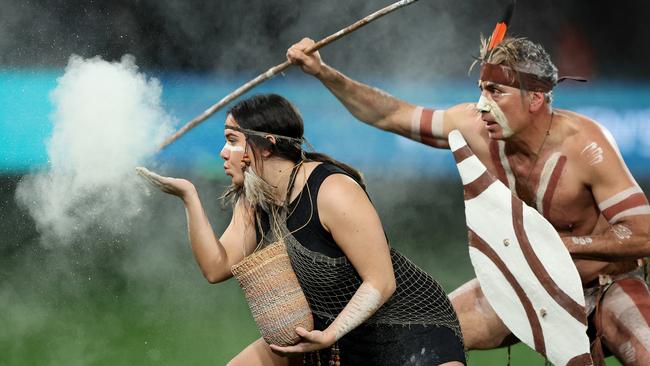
[450,279,512,350]
[600,278,650,364]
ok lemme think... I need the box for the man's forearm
[317,64,411,133]
[566,222,650,261]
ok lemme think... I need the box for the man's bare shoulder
[557,109,618,155]
[557,109,624,179]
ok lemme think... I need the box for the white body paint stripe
[497,140,517,193]
[410,106,423,142]
[609,206,650,224]
[599,186,644,211]
[581,142,604,166]
[609,286,650,353]
[536,152,562,214]
[431,109,444,138]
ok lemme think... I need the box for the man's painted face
[477,81,515,139]
[220,115,248,186]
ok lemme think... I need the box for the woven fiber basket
[231,240,314,346]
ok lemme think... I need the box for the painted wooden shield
[448,130,592,366]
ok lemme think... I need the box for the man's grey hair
[480,37,558,103]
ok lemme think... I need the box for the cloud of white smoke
[16,54,174,245]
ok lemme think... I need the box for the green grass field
[0,176,629,365]
[0,277,623,365]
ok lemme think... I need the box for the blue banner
[2,70,649,176]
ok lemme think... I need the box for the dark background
[3,0,649,80]
[2,1,648,364]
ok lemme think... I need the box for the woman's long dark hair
[221,94,365,250]
[226,93,365,190]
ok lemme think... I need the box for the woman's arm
[137,167,257,283]
[270,173,396,354]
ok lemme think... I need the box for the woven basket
[231,240,314,346]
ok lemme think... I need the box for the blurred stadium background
[2,0,649,364]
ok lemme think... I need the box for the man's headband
[479,0,585,93]
[480,63,554,92]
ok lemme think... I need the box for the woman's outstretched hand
[136,167,196,200]
[269,327,336,356]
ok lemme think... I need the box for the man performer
[286,34,650,365]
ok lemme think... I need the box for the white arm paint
[327,282,382,341]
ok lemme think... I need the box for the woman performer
[138,94,465,365]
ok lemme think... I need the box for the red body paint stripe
[512,198,588,326]
[602,193,649,221]
[542,155,567,219]
[419,108,434,139]
[617,277,650,326]
[452,145,474,164]
[489,140,508,185]
[468,229,546,355]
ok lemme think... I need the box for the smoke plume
[16,54,173,245]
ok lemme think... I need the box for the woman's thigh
[227,338,302,366]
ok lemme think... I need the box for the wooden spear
[158,0,420,150]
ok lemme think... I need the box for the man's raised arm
[287,37,451,148]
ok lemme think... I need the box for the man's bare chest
[472,140,599,234]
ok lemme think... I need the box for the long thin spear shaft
[159,0,419,150]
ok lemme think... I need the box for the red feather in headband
[487,1,516,51]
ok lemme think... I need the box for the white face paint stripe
[431,109,445,138]
[609,206,650,224]
[497,140,517,192]
[410,106,424,142]
[536,152,562,213]
[599,186,644,211]
[222,143,245,152]
[476,95,491,113]
[477,95,514,138]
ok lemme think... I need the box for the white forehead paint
[476,95,514,138]
[222,143,245,153]
[581,142,604,166]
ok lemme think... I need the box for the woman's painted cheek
[222,142,245,154]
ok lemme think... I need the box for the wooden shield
[449,130,592,366]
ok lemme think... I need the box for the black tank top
[256,163,349,258]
